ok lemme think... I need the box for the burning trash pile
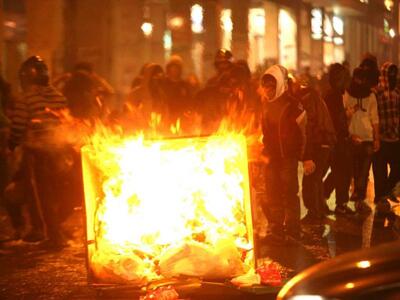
[82,128,256,286]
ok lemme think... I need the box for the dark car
[277,241,400,300]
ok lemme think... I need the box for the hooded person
[323,63,353,216]
[259,65,306,244]
[372,62,400,203]
[360,54,380,91]
[125,63,167,114]
[62,70,100,120]
[194,68,240,131]
[290,73,337,223]
[163,55,193,121]
[344,67,380,215]
[205,49,233,88]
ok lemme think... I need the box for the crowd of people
[0,48,399,250]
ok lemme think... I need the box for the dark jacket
[262,92,306,160]
[323,88,349,142]
[164,78,194,119]
[297,87,336,160]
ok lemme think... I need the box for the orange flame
[70,100,263,285]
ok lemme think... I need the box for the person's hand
[303,160,316,176]
[373,139,380,152]
[351,134,362,145]
[346,106,355,118]
[260,154,270,165]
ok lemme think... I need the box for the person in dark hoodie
[125,63,167,114]
[259,65,306,244]
[163,55,193,121]
[359,54,380,92]
[323,63,353,215]
[344,67,380,215]
[205,49,233,88]
[290,74,337,224]
[9,56,70,249]
[373,62,400,203]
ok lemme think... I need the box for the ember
[82,132,254,285]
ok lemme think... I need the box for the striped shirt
[9,85,67,150]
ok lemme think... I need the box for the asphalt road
[0,167,397,299]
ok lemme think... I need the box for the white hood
[261,64,288,102]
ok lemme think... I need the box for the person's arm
[343,92,354,119]
[261,115,271,164]
[296,109,315,175]
[370,93,380,152]
[92,73,115,95]
[9,96,29,150]
[52,72,71,89]
[296,109,307,156]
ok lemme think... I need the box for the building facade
[1,0,399,96]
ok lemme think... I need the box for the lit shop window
[384,0,393,11]
[332,16,343,36]
[168,16,184,30]
[191,4,203,33]
[221,9,233,51]
[384,19,390,33]
[248,8,266,71]
[311,8,323,40]
[279,9,297,71]
[141,22,153,37]
[163,30,172,50]
[191,4,204,81]
[163,30,172,61]
[359,0,368,3]
[333,16,344,45]
[323,14,344,66]
[323,15,333,42]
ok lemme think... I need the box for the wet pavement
[0,168,398,299]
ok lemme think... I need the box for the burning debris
[82,132,255,285]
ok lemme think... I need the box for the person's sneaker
[323,204,335,216]
[335,204,355,215]
[350,193,361,202]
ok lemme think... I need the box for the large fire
[82,128,255,285]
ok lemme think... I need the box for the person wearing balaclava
[359,54,380,92]
[323,63,353,216]
[125,63,167,114]
[163,55,193,122]
[205,49,233,88]
[289,74,336,225]
[344,67,380,216]
[259,64,306,245]
[373,62,400,204]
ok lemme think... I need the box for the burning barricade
[82,131,255,286]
